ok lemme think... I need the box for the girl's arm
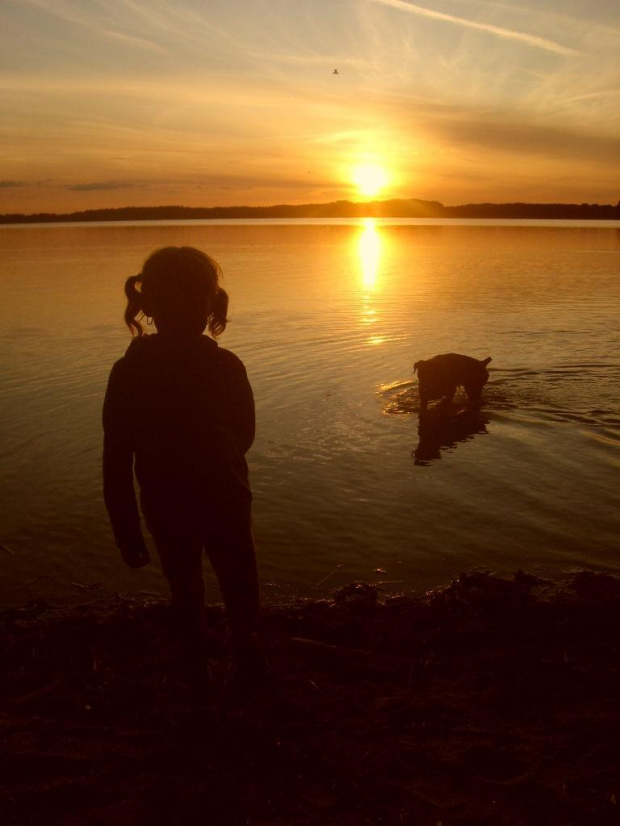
[102,361,150,568]
[228,356,255,454]
[217,350,255,453]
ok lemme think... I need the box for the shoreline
[2,198,620,225]
[2,568,619,825]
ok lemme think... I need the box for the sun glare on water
[352,164,389,198]
[359,219,381,290]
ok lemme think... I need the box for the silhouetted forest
[2,198,619,224]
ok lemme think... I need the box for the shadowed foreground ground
[1,570,619,826]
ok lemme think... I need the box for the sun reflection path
[359,218,381,292]
[358,219,387,345]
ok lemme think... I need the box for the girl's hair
[124,246,229,337]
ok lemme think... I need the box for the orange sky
[1,0,619,213]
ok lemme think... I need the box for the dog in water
[413,353,492,412]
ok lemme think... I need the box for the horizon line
[2,195,620,220]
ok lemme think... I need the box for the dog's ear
[413,360,421,373]
[481,357,492,366]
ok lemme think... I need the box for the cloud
[449,117,619,163]
[555,87,620,107]
[397,101,620,165]
[370,0,580,56]
[100,30,166,53]
[251,52,370,69]
[0,180,27,187]
[67,181,135,191]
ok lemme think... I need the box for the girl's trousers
[146,503,259,644]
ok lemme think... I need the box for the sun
[352,164,389,198]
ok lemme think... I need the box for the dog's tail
[481,357,492,367]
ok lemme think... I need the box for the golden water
[1,219,619,604]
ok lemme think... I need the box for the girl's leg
[205,518,260,652]
[149,524,205,633]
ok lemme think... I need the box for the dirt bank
[1,570,619,825]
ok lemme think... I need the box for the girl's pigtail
[124,274,144,336]
[209,287,229,338]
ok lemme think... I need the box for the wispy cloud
[370,0,579,56]
[555,87,620,106]
[67,182,135,191]
[100,30,166,53]
[252,52,370,69]
[18,0,236,60]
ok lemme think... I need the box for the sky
[1,0,619,213]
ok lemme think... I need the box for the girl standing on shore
[103,246,261,675]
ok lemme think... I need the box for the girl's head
[124,246,229,338]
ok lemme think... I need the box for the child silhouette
[103,246,261,674]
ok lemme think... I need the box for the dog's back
[414,353,492,409]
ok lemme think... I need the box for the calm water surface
[1,219,619,604]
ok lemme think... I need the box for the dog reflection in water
[413,408,489,465]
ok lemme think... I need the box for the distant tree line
[1,198,619,224]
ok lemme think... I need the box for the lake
[1,218,619,605]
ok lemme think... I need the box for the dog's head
[480,356,492,382]
[466,357,492,400]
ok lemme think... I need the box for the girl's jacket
[103,334,254,549]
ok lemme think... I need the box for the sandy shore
[1,570,619,825]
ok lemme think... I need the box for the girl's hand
[119,539,151,569]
